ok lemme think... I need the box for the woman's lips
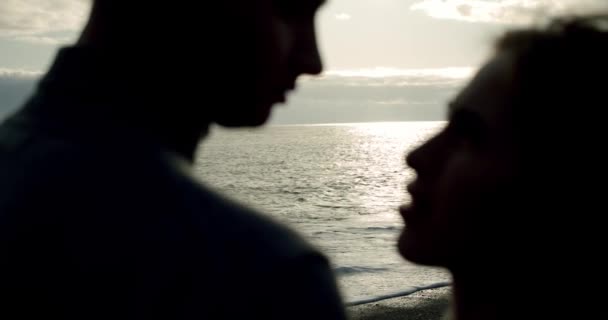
[401,182,431,223]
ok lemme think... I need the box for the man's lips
[273,83,296,104]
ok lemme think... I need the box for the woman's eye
[273,0,319,19]
[448,111,486,147]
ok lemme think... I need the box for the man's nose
[296,27,323,75]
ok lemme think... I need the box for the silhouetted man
[0,1,346,319]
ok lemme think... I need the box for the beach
[348,287,451,320]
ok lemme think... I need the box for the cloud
[14,35,75,45]
[410,0,608,25]
[335,13,352,20]
[0,68,43,78]
[0,0,90,42]
[270,67,474,124]
[0,69,40,119]
[315,67,475,86]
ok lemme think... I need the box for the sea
[195,121,450,303]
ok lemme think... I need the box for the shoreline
[347,287,451,320]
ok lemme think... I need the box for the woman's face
[398,54,522,269]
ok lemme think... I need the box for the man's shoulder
[0,117,322,262]
[187,182,320,261]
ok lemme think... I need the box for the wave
[334,266,390,276]
[365,226,399,231]
[315,204,361,209]
[346,281,452,306]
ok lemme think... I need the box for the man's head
[80,0,326,127]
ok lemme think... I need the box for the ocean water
[195,121,449,303]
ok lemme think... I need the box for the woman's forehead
[449,54,517,129]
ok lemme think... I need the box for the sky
[1,0,607,123]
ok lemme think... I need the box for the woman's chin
[398,230,445,267]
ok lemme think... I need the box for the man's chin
[215,107,273,127]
